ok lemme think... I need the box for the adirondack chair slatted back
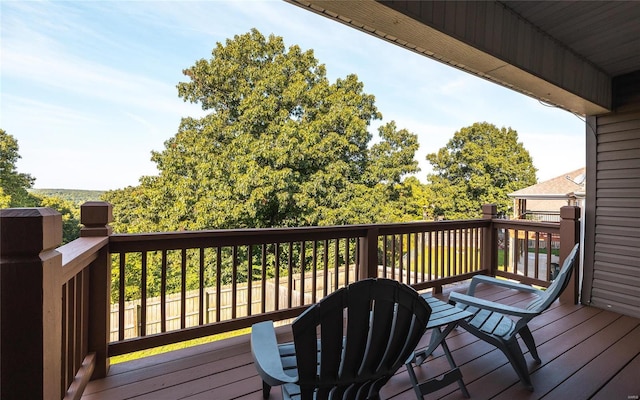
[291,278,431,400]
[526,243,580,313]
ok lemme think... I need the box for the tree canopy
[104,29,421,233]
[0,129,38,208]
[425,122,537,219]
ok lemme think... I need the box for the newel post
[481,204,498,276]
[81,201,113,379]
[0,208,63,400]
[559,206,580,304]
[358,226,379,280]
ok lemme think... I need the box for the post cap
[0,208,62,256]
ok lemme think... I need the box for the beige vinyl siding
[587,94,640,318]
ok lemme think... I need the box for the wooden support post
[482,204,498,276]
[559,206,580,304]
[0,208,63,400]
[81,201,113,379]
[358,226,379,280]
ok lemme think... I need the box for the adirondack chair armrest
[467,275,543,296]
[251,321,298,387]
[449,292,540,319]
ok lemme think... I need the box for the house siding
[584,71,640,318]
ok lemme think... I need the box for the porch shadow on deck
[82,282,640,400]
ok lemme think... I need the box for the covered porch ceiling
[286,0,640,116]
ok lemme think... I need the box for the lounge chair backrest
[526,243,580,312]
[291,278,432,399]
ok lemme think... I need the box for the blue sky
[1,1,585,191]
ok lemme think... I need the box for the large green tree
[425,122,537,219]
[0,129,38,208]
[105,29,420,233]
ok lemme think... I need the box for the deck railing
[0,203,580,400]
[518,210,562,222]
[107,220,491,356]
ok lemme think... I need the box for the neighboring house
[509,167,587,285]
[509,167,586,222]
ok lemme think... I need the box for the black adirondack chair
[448,243,580,391]
[251,278,432,400]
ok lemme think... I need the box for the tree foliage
[36,195,81,244]
[0,129,38,207]
[0,130,81,243]
[425,122,537,219]
[100,29,425,300]
[104,29,420,234]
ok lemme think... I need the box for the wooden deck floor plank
[387,296,595,399]
[84,350,256,399]
[439,359,520,399]
[452,305,605,397]
[84,340,252,395]
[85,335,252,391]
[376,330,492,399]
[234,389,284,400]
[591,353,640,400]
[423,348,514,399]
[492,314,639,399]
[379,370,425,400]
[81,285,640,400]
[548,323,640,399]
[106,332,252,376]
[127,363,259,399]
[423,302,597,398]
[85,326,293,396]
[439,307,623,399]
[381,343,496,399]
[525,304,603,346]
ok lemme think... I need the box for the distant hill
[29,189,105,205]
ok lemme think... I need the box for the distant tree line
[0,129,81,244]
[29,188,105,205]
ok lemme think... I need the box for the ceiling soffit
[287,0,615,115]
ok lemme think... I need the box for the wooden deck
[82,282,640,399]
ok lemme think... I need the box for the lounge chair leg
[519,326,541,364]
[503,340,534,391]
[262,381,271,399]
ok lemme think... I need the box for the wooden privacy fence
[109,266,356,341]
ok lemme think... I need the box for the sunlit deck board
[82,283,640,399]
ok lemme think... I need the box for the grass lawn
[110,328,250,364]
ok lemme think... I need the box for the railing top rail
[376,219,489,235]
[110,223,373,239]
[58,236,109,282]
[109,224,372,252]
[491,219,561,233]
[522,211,561,215]
[108,220,494,253]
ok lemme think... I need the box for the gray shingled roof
[509,167,586,199]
